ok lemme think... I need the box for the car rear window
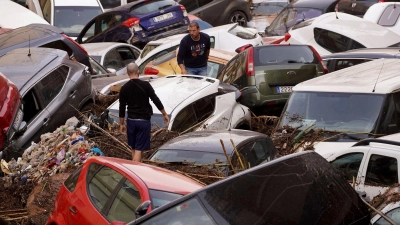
[0,29,52,49]
[152,50,176,66]
[228,24,257,40]
[378,5,400,26]
[149,189,183,209]
[130,0,177,15]
[255,45,318,66]
[141,44,160,59]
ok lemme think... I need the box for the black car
[149,129,278,174]
[337,0,400,17]
[128,151,371,224]
[322,47,400,72]
[175,0,252,27]
[77,0,190,48]
[0,24,93,73]
[265,0,340,36]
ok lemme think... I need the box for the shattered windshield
[279,91,385,133]
[265,7,323,36]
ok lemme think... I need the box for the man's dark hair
[189,21,199,29]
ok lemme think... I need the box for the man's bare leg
[131,150,136,161]
[133,150,142,162]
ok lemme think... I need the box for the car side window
[193,94,215,122]
[107,179,141,223]
[104,50,125,70]
[330,153,364,181]
[99,14,114,32]
[210,36,215,48]
[116,47,137,65]
[139,45,178,73]
[365,154,398,186]
[374,206,400,225]
[141,198,216,225]
[64,165,83,192]
[378,6,400,26]
[231,145,252,171]
[247,139,274,166]
[218,54,240,82]
[130,47,141,59]
[333,59,371,71]
[219,51,247,88]
[87,163,124,211]
[82,21,97,40]
[39,0,51,23]
[171,104,197,133]
[37,66,69,106]
[22,89,42,124]
[179,0,199,12]
[314,28,365,53]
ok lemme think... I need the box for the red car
[46,157,204,225]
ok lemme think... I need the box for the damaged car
[0,48,96,160]
[127,151,371,225]
[107,75,251,132]
[149,129,278,175]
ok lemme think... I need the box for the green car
[216,44,327,114]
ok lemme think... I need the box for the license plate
[153,12,173,22]
[276,86,293,93]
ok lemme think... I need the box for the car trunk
[255,64,318,96]
[136,5,184,32]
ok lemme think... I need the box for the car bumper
[241,86,289,108]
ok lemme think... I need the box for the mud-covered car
[108,75,252,132]
[0,48,96,160]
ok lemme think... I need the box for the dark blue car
[76,0,189,47]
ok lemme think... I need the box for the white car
[281,12,400,56]
[82,42,141,76]
[0,0,49,29]
[327,133,400,202]
[135,23,264,72]
[364,2,400,37]
[107,75,252,131]
[25,0,104,39]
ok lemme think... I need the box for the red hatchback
[46,157,204,225]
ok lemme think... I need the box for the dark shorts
[126,118,151,151]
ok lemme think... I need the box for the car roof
[158,129,266,154]
[293,58,400,94]
[289,0,338,10]
[25,23,64,34]
[82,42,135,56]
[0,0,49,28]
[0,48,67,90]
[322,48,400,59]
[308,12,400,47]
[89,157,204,194]
[54,0,101,7]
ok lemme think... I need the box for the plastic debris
[92,147,105,156]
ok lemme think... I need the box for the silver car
[0,47,96,159]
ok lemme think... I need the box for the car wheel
[228,11,247,27]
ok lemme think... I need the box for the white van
[364,2,400,37]
[277,58,400,157]
[0,0,49,29]
[25,0,104,39]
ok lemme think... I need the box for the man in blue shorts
[119,63,169,162]
[177,21,211,76]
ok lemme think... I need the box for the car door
[358,150,399,201]
[67,162,147,224]
[13,86,51,149]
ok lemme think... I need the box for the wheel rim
[230,13,246,26]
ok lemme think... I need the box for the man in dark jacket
[119,63,169,162]
[177,21,211,76]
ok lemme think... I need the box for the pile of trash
[0,117,104,188]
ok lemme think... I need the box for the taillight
[180,4,188,17]
[121,17,140,28]
[144,67,159,75]
[235,44,252,53]
[284,33,291,42]
[379,0,386,2]
[246,47,254,77]
[309,45,328,74]
[61,34,88,55]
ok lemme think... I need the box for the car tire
[227,11,247,27]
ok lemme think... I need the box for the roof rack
[352,138,400,147]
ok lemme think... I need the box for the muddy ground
[0,95,382,224]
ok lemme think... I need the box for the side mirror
[107,68,117,74]
[135,200,151,218]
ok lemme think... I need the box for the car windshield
[54,6,103,37]
[149,189,183,209]
[130,0,176,15]
[151,149,227,165]
[252,2,287,16]
[228,24,257,39]
[141,44,160,59]
[279,91,385,133]
[266,7,323,36]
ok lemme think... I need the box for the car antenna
[28,35,31,57]
[169,62,176,74]
[372,63,384,93]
